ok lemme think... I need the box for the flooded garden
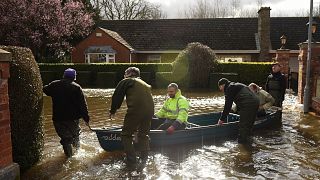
[22,89,320,179]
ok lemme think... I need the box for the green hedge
[96,72,117,88]
[215,62,272,86]
[39,63,172,87]
[1,46,44,171]
[155,72,174,88]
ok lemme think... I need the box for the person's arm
[109,79,134,114]
[220,93,233,121]
[155,104,166,118]
[43,82,54,96]
[261,91,275,110]
[176,98,189,123]
[77,87,90,123]
[265,76,270,92]
[280,75,287,101]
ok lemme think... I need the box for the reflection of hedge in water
[0,46,44,171]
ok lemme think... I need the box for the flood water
[22,89,320,179]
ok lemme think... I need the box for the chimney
[258,7,271,61]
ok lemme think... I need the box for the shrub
[0,46,44,171]
[155,72,173,88]
[172,42,217,88]
[215,62,272,86]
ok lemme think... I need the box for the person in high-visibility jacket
[152,83,189,134]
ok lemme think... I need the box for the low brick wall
[311,97,320,115]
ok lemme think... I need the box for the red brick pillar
[298,42,320,104]
[275,49,290,76]
[0,49,19,179]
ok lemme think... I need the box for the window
[148,55,161,63]
[224,57,243,62]
[85,53,116,63]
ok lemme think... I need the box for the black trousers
[53,119,80,146]
[121,111,153,164]
[151,118,186,130]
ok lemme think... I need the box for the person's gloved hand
[166,126,175,135]
[217,119,224,125]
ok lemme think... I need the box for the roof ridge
[98,27,134,51]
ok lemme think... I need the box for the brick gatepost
[0,49,19,179]
[275,49,290,76]
[297,42,320,112]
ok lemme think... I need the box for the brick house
[72,7,320,73]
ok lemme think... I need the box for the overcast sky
[147,0,320,18]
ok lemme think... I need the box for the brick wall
[72,28,132,63]
[275,49,290,76]
[298,42,320,105]
[0,51,13,168]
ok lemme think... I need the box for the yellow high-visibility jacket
[155,90,189,124]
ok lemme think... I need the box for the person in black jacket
[43,68,90,157]
[217,78,259,144]
[265,62,286,107]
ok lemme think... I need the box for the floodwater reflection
[21,89,320,179]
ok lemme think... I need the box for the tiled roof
[99,27,134,51]
[99,17,320,51]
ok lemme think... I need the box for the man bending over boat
[109,67,154,169]
[152,83,189,134]
[217,78,259,144]
[248,83,275,117]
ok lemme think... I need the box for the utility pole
[304,0,313,113]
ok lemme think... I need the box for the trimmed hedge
[39,63,173,87]
[155,72,174,88]
[215,62,273,86]
[96,72,117,88]
[0,46,44,171]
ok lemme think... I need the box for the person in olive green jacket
[249,83,275,117]
[109,67,154,169]
[152,83,189,134]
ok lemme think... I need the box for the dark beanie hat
[218,78,230,86]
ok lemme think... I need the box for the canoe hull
[93,111,281,151]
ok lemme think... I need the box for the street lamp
[304,0,314,113]
[306,20,317,42]
[280,35,287,49]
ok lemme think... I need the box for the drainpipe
[304,0,313,113]
[129,53,132,64]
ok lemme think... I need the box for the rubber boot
[125,152,137,171]
[72,137,80,150]
[63,144,73,158]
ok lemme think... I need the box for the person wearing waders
[43,68,90,157]
[265,62,286,108]
[109,67,154,169]
[217,78,259,144]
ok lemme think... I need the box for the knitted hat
[218,78,230,86]
[63,68,76,80]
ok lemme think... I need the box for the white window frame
[147,55,161,63]
[85,53,116,63]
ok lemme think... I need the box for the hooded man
[217,78,259,144]
[152,83,189,134]
[43,68,90,157]
[265,62,286,107]
[109,67,154,169]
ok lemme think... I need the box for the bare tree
[91,0,166,20]
[184,0,231,18]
